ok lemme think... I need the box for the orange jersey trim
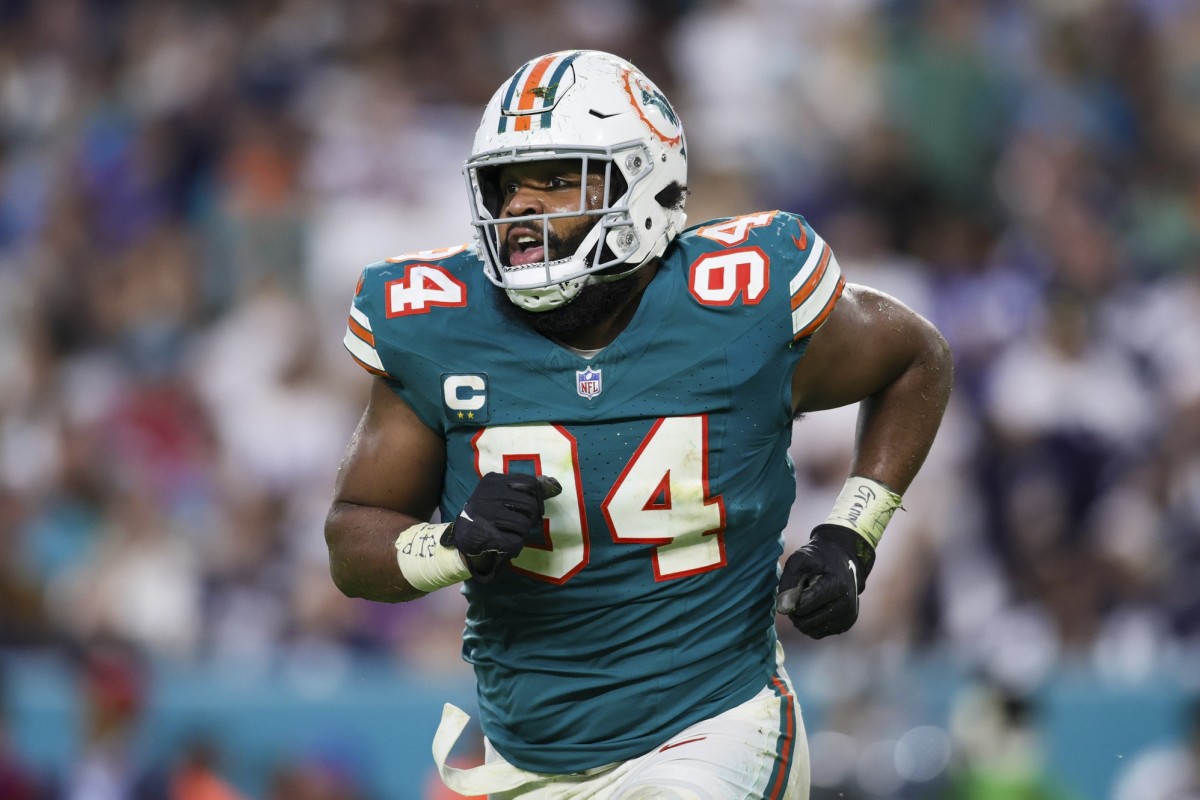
[790,245,831,311]
[791,218,808,251]
[350,353,387,377]
[793,274,845,341]
[347,315,375,347]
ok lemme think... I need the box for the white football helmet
[464,50,688,311]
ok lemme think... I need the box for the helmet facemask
[465,143,653,311]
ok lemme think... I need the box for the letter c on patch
[443,374,487,411]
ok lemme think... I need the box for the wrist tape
[394,522,470,592]
[825,475,903,549]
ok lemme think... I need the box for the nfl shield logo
[576,366,602,399]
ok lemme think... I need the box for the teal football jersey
[344,211,844,774]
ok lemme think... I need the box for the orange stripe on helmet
[513,54,558,132]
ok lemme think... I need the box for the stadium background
[1,0,1198,797]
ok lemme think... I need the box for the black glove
[776,524,876,639]
[440,472,562,582]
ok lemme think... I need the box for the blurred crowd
[1,0,1199,797]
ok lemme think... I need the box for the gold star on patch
[457,411,464,419]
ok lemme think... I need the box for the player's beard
[494,225,643,340]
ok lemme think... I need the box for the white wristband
[825,476,903,549]
[395,522,470,593]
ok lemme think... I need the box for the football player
[326,50,953,799]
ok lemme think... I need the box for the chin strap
[504,274,587,311]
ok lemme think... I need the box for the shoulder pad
[343,244,478,377]
[678,211,844,341]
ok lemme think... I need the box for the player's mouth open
[507,229,545,267]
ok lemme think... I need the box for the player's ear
[654,181,688,212]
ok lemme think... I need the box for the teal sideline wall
[4,651,1192,799]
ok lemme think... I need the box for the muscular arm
[791,284,953,493]
[325,376,446,602]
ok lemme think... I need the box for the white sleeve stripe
[788,234,828,296]
[791,252,843,336]
[343,328,384,371]
[349,304,373,331]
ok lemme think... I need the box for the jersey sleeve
[339,249,477,435]
[343,267,390,378]
[782,212,845,343]
[684,210,845,346]
[340,259,445,432]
